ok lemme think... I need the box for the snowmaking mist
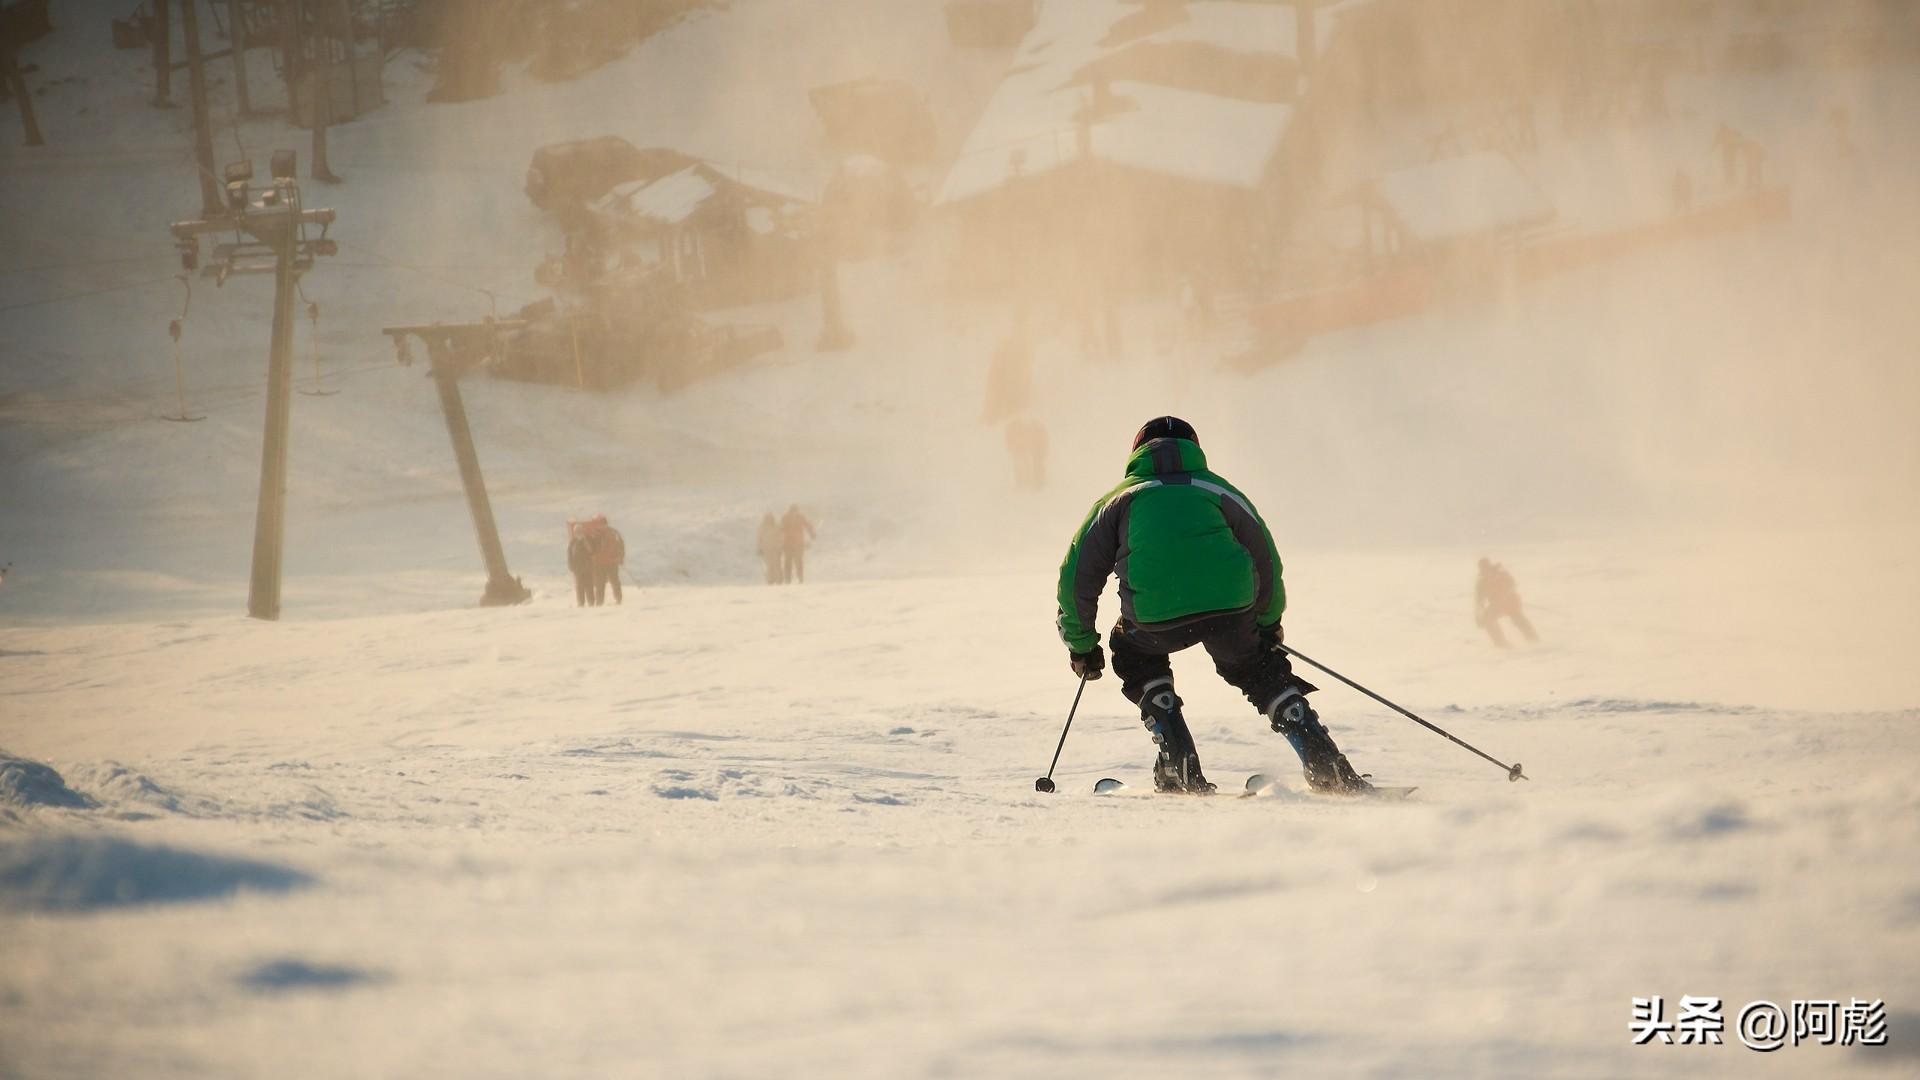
[1060,67,1920,553]
[434,10,1920,565]
[0,1,1916,688]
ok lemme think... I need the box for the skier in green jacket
[1055,416,1372,795]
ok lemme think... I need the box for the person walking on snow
[586,514,626,605]
[1005,416,1048,489]
[1055,416,1372,795]
[756,513,783,584]
[780,505,816,584]
[566,522,596,607]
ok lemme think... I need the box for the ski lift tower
[170,149,337,621]
[381,318,534,608]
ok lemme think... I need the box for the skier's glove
[1258,622,1284,651]
[1070,645,1105,681]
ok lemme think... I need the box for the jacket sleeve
[1055,495,1123,652]
[1218,487,1285,628]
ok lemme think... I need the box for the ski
[1091,776,1215,795]
[1243,772,1417,800]
[1091,774,1414,798]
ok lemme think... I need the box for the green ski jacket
[1055,438,1285,653]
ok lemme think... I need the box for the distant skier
[1474,557,1537,647]
[1713,123,1764,190]
[586,514,626,605]
[1714,123,1742,185]
[756,513,783,584]
[1055,417,1371,795]
[780,505,816,584]
[1178,272,1214,340]
[980,309,1033,425]
[566,522,596,607]
[1005,416,1048,489]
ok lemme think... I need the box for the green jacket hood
[1124,438,1207,480]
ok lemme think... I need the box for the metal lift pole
[428,345,529,606]
[383,322,533,608]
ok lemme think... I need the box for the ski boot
[1140,678,1216,794]
[1266,683,1373,795]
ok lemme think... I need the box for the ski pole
[1281,645,1527,782]
[1034,673,1089,793]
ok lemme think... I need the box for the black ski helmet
[1132,415,1198,449]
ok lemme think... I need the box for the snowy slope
[3,2,1920,1077]
[2,564,1918,1078]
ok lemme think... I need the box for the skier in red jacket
[586,515,626,605]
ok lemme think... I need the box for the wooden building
[585,155,816,309]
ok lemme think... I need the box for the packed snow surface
[3,558,1918,1077]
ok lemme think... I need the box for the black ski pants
[1109,610,1299,713]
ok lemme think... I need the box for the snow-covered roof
[1369,152,1556,244]
[1090,82,1291,190]
[591,156,822,229]
[714,163,824,207]
[596,167,717,226]
[935,1,1301,207]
